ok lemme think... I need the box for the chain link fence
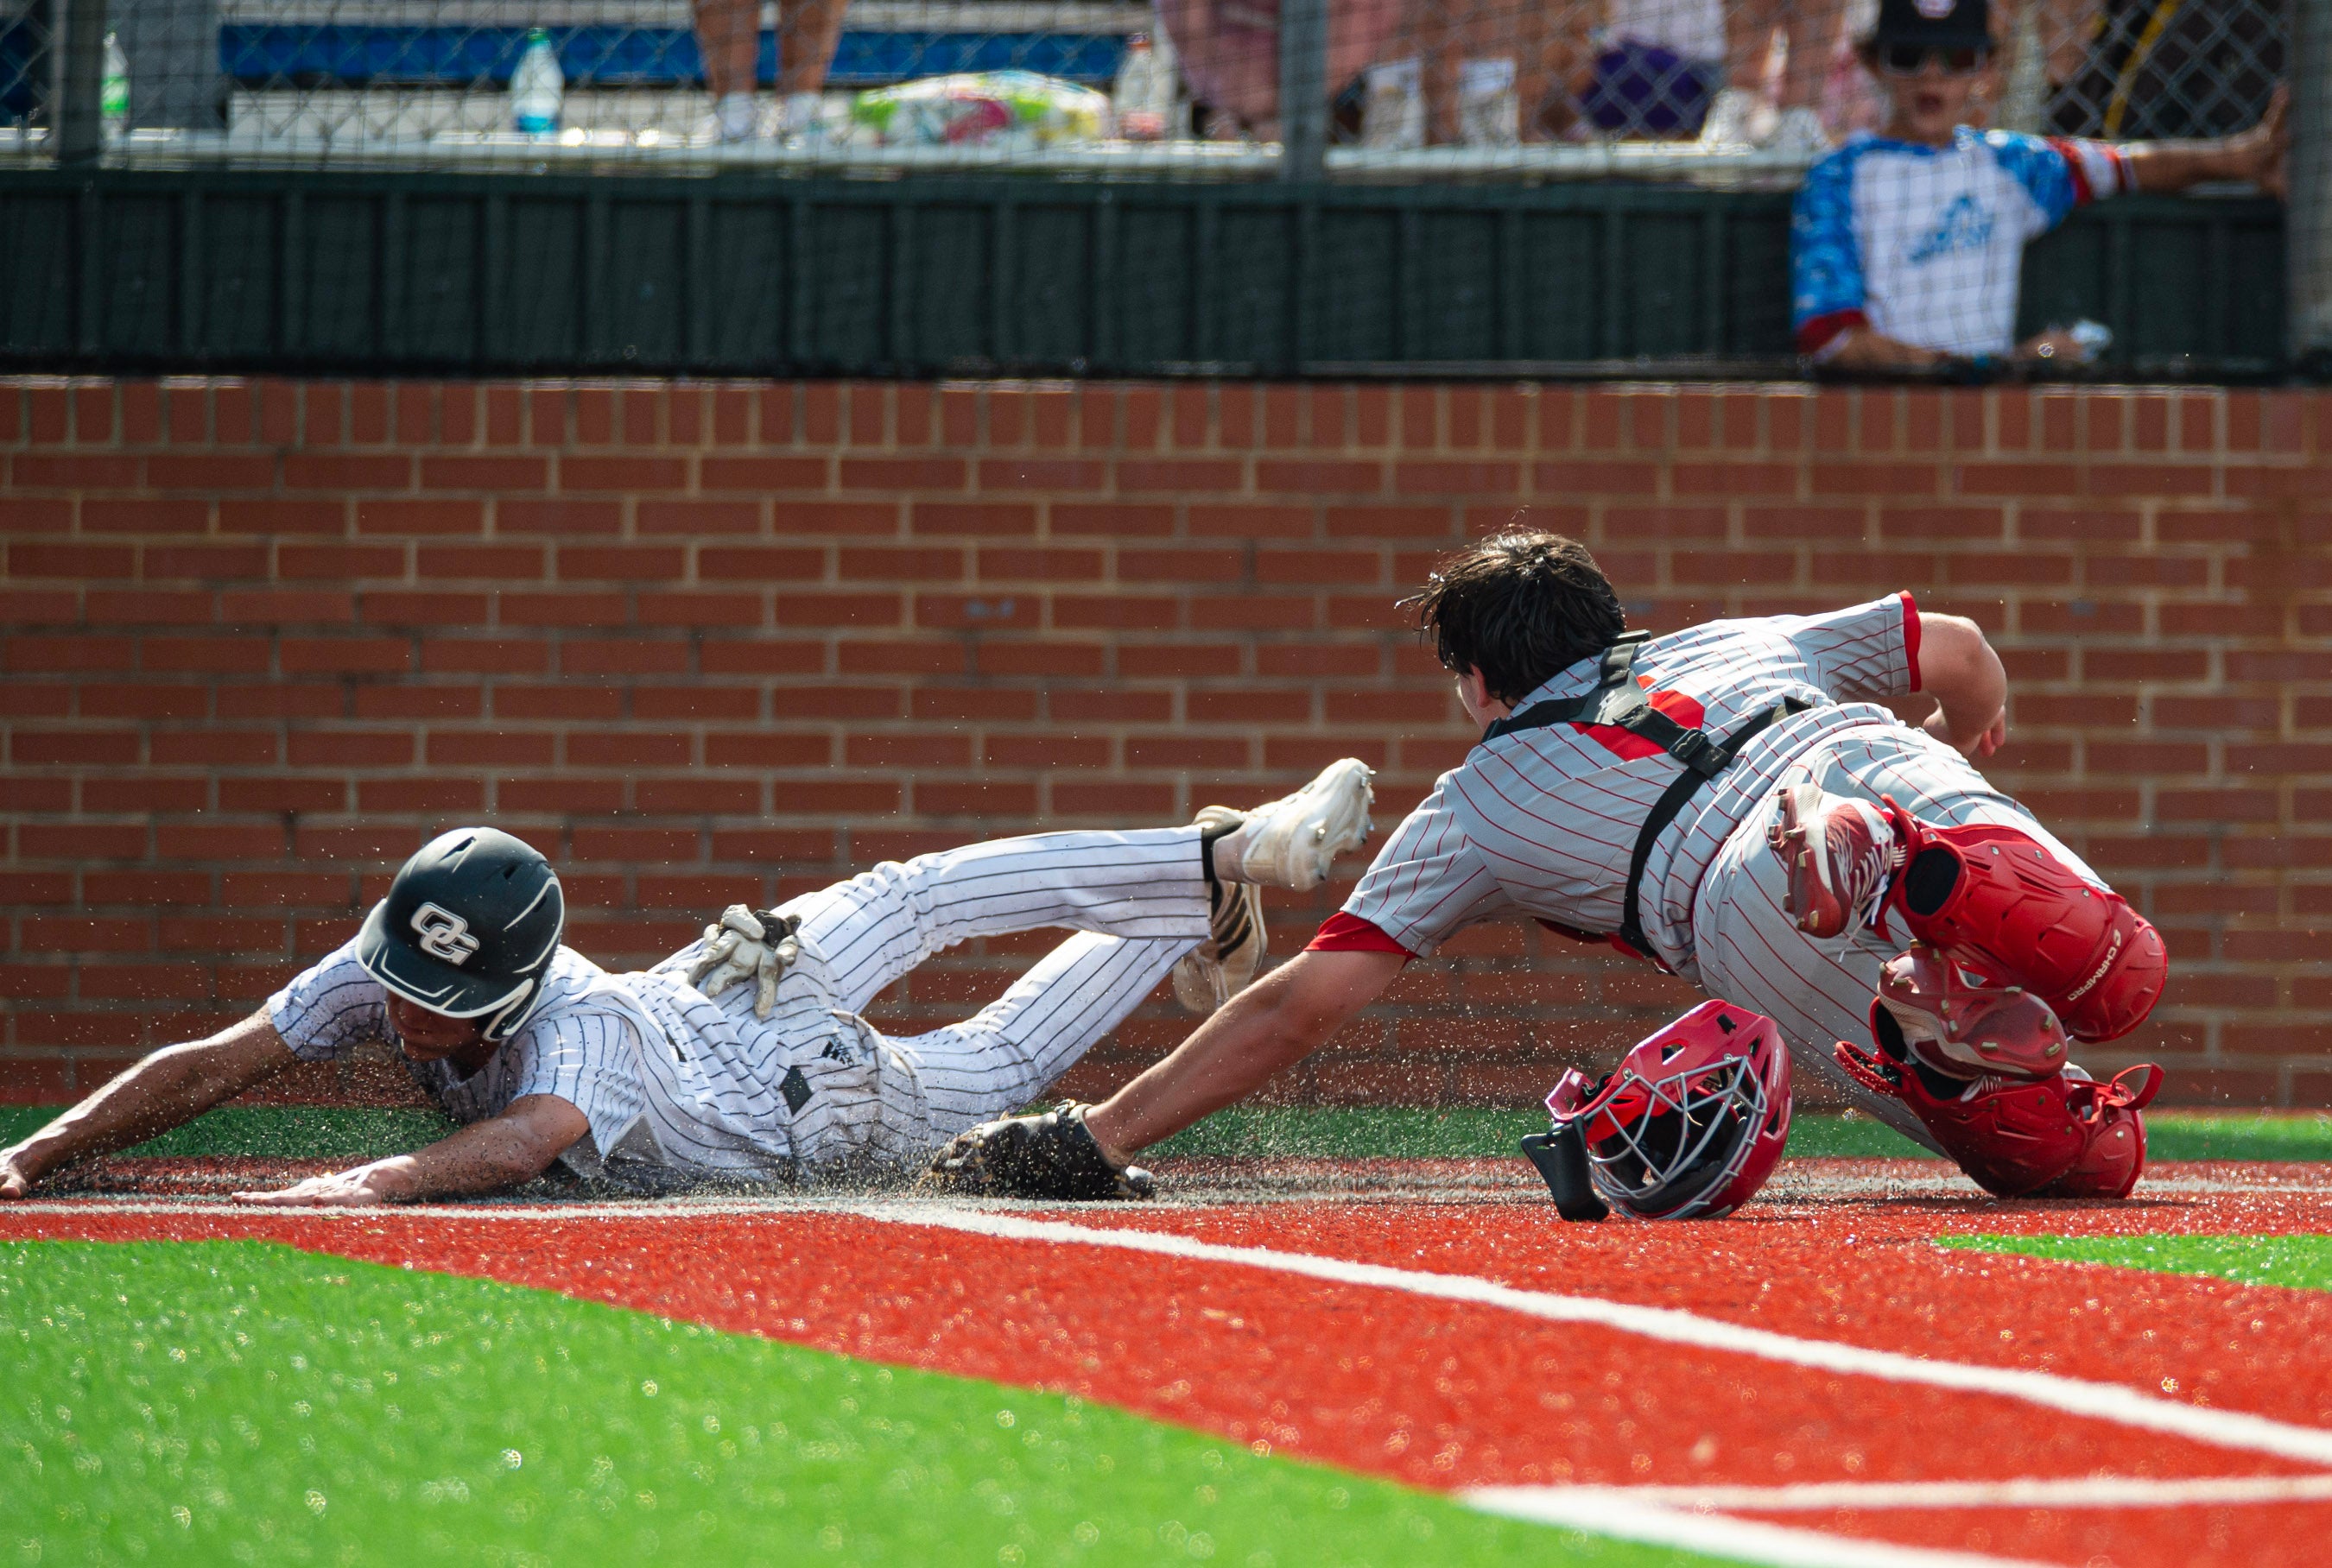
[0,0,2289,174]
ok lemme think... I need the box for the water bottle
[101,31,129,143]
[511,29,563,136]
[1113,33,1169,141]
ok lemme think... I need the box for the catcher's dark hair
[1405,532,1625,706]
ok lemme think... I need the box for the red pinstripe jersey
[1336,593,1923,968]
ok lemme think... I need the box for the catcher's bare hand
[684,906,801,1020]
[922,1103,1155,1201]
[1924,706,2006,761]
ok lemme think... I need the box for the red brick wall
[3,377,2326,1110]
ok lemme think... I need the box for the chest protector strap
[1480,634,1809,959]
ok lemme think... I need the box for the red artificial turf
[6,1196,2329,1568]
[9,1202,2322,1537]
[1063,1192,2332,1432]
[1727,1499,2332,1568]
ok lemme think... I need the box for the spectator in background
[1725,0,2097,144]
[1581,0,1730,135]
[1370,0,1581,145]
[1154,0,1403,141]
[1790,0,2284,373]
[694,0,849,142]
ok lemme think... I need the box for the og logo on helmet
[411,902,481,964]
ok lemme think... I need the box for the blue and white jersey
[1791,128,2131,358]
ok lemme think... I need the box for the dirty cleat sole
[1769,780,1899,939]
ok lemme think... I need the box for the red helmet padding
[1874,943,2072,1081]
[1884,812,2166,1043]
[1553,999,1791,1220]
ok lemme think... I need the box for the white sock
[1207,819,1255,885]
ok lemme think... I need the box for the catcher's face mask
[1546,1000,1792,1221]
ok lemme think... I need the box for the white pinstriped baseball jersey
[269,941,813,1181]
[1337,594,1921,975]
[269,826,1211,1183]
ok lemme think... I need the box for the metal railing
[0,0,2290,176]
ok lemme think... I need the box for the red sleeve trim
[2050,136,2096,205]
[2045,138,2134,205]
[1306,911,1414,958]
[1796,307,1867,358]
[1899,590,1922,692]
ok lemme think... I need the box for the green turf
[0,1105,458,1160]
[10,1103,2332,1167]
[2139,1113,2332,1162]
[1,1240,1735,1568]
[1942,1233,2332,1293]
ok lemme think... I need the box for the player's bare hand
[2015,328,2092,365]
[1925,706,2006,760]
[683,906,800,1021]
[2235,84,2288,199]
[0,1149,34,1199]
[232,1159,411,1207]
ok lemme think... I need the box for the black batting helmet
[358,827,565,1042]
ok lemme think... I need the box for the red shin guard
[1879,803,2166,1043]
[1836,1038,2083,1196]
[1836,1010,2164,1199]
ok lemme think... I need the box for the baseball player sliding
[0,769,1375,1204]
[935,530,2164,1204]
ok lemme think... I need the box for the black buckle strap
[1663,726,1728,777]
[1615,699,1806,957]
[1474,637,1812,963]
[1480,632,1649,743]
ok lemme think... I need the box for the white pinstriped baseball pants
[781,826,1212,1160]
[1689,728,2113,1154]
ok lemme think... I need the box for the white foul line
[846,1204,2332,1470]
[1469,1472,2332,1514]
[1462,1489,2058,1568]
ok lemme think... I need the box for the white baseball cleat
[1223,757,1377,893]
[1172,806,1267,1014]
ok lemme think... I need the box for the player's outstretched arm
[2123,85,2287,198]
[1083,948,1407,1163]
[232,1093,590,1208]
[1821,330,1953,372]
[0,1010,295,1198]
[1916,613,2009,760]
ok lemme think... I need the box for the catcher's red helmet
[1546,1000,1792,1220]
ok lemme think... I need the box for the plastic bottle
[100,31,128,143]
[1113,33,1170,141]
[511,29,563,136]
